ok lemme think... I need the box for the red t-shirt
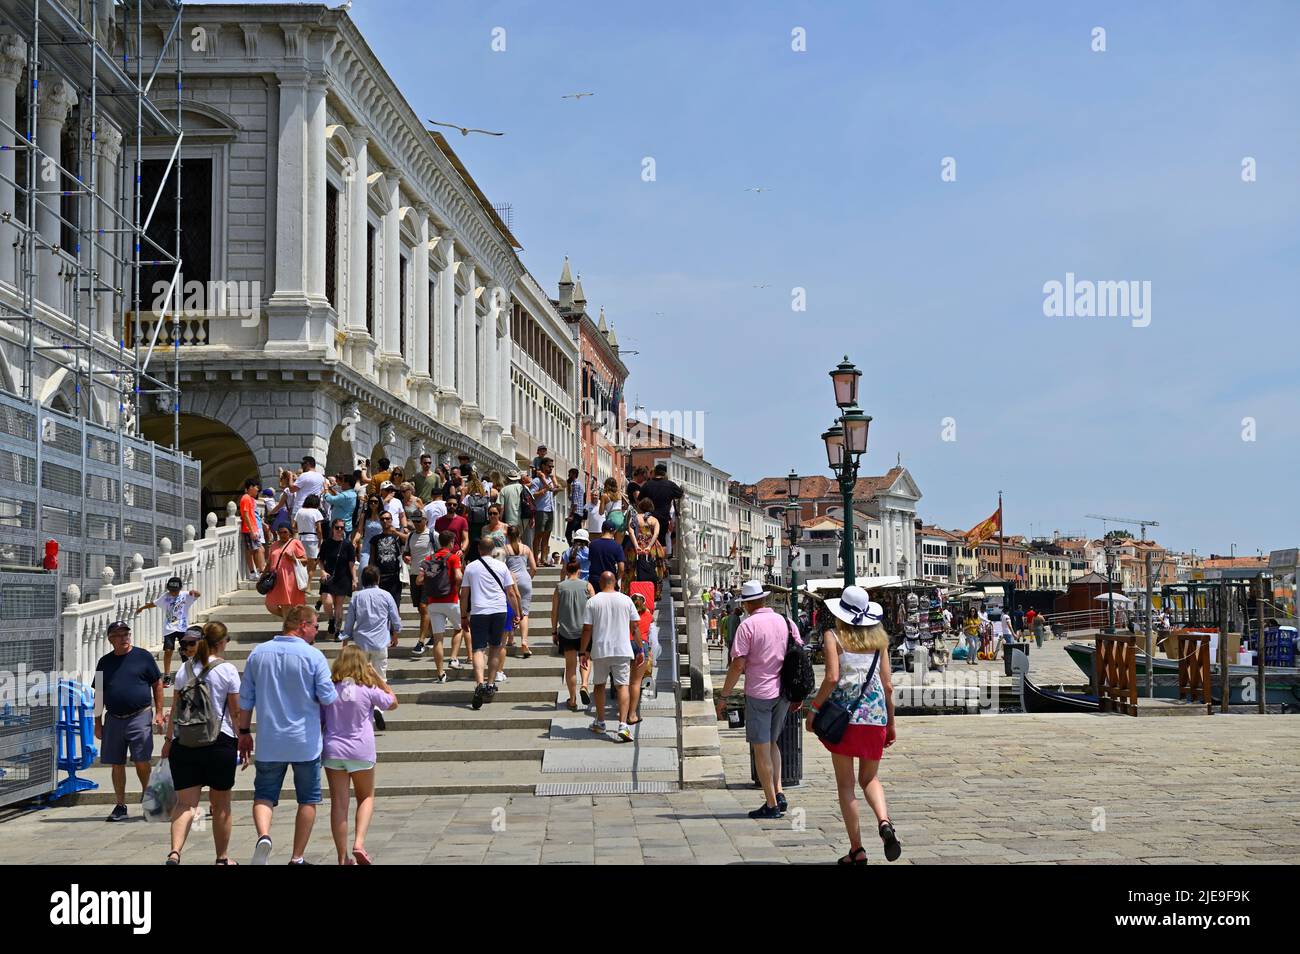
[239,494,258,534]
[434,514,469,549]
[420,548,462,604]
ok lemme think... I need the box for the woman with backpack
[463,476,492,553]
[162,622,242,865]
[600,477,630,546]
[267,470,294,535]
[804,585,901,866]
[322,642,397,865]
[629,498,664,600]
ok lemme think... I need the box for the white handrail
[60,507,243,684]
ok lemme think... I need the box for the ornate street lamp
[830,355,862,408]
[823,357,872,587]
[786,469,801,500]
[784,498,801,620]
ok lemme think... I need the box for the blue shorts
[470,612,508,651]
[253,758,322,806]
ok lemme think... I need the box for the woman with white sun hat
[805,584,902,866]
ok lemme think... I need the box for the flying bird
[752,284,771,289]
[427,119,504,137]
[744,186,773,193]
[561,92,596,101]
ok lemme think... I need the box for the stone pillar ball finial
[131,553,144,572]
[210,512,221,529]
[100,565,114,586]
[66,583,80,604]
[160,537,173,555]
[184,524,196,542]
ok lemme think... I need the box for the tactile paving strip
[535,781,677,796]
[541,747,679,773]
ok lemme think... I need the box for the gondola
[1011,649,1101,713]
[1063,643,1300,706]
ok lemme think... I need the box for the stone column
[436,237,461,425]
[497,290,515,460]
[265,72,310,348]
[91,121,123,336]
[409,205,431,411]
[344,127,370,369]
[0,35,25,288]
[36,73,77,311]
[378,170,401,391]
[304,77,328,305]
[459,261,483,441]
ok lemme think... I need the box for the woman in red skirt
[805,585,901,865]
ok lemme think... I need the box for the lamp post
[764,532,775,584]
[784,470,801,622]
[823,357,872,588]
[1104,546,1117,633]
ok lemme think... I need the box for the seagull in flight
[427,119,504,137]
[744,186,773,193]
[752,283,771,289]
[562,92,596,101]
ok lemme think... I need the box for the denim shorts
[470,612,508,651]
[253,758,322,806]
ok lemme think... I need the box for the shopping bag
[141,761,176,822]
[293,560,309,592]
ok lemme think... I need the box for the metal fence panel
[0,569,60,808]
[0,390,199,600]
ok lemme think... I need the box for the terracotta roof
[1201,556,1268,569]
[753,466,905,503]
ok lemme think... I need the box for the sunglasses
[180,639,199,647]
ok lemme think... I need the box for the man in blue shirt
[530,457,557,565]
[341,565,402,729]
[237,605,338,865]
[564,467,586,545]
[323,473,359,533]
[588,520,627,586]
[94,621,164,822]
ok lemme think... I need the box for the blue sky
[247,1,1298,554]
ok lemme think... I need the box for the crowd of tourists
[99,448,688,863]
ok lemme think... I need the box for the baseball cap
[106,620,131,636]
[165,576,183,591]
[380,481,396,491]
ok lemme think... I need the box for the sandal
[837,846,868,865]
[567,700,580,711]
[214,858,237,865]
[521,647,532,659]
[879,820,902,862]
[165,850,181,865]
[626,716,643,726]
[352,847,373,866]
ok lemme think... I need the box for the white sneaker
[495,671,508,682]
[251,835,272,865]
[449,659,463,670]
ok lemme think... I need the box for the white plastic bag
[293,560,309,593]
[141,761,176,822]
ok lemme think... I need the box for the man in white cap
[715,579,802,820]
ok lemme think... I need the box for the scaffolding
[0,0,192,593]
[0,0,184,441]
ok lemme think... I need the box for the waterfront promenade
[3,711,1295,865]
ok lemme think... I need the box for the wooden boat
[1012,649,1100,713]
[1019,675,1100,714]
[1063,643,1300,706]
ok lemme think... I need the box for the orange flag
[965,506,1002,547]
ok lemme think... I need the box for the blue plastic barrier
[49,680,98,800]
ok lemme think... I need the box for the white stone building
[121,4,543,506]
[508,271,578,477]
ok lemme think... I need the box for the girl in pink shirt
[321,643,397,864]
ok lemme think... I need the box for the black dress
[319,537,356,597]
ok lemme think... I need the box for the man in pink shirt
[715,579,802,820]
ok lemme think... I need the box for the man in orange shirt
[240,478,266,577]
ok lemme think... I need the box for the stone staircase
[67,563,724,802]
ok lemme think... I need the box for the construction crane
[1085,514,1160,541]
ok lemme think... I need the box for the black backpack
[519,484,536,521]
[466,494,490,525]
[780,617,816,704]
[421,551,453,600]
